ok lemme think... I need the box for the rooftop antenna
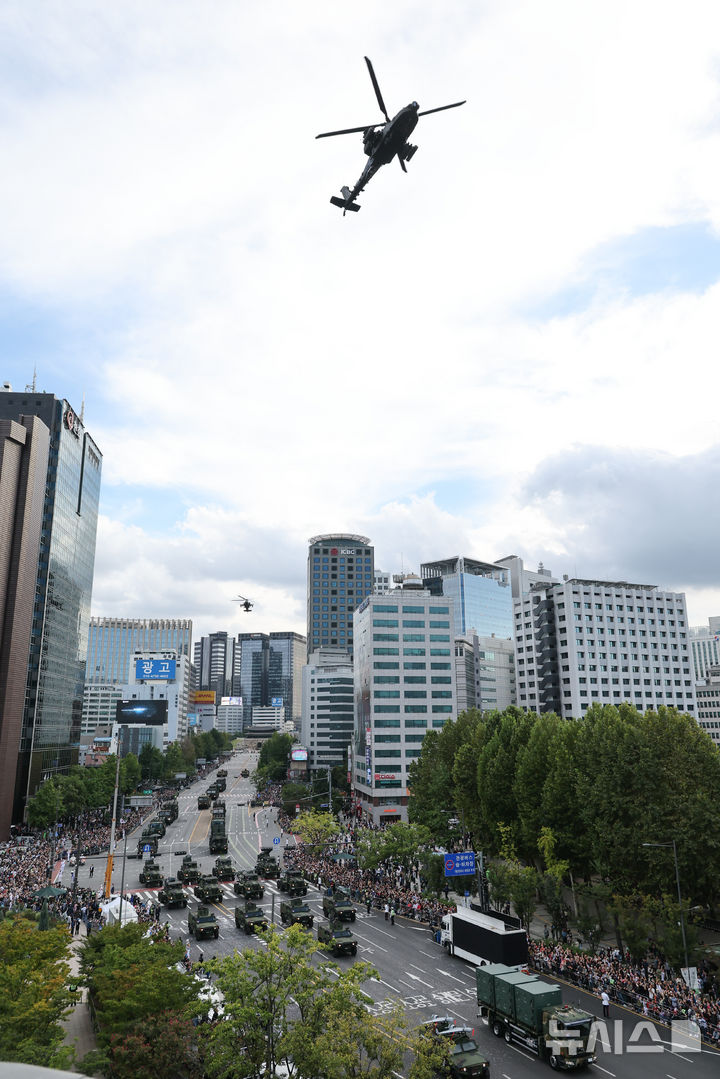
[24,366,37,393]
[80,393,85,423]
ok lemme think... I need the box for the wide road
[70,750,720,1079]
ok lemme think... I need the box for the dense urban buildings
[306,533,375,657]
[235,631,306,727]
[351,582,457,824]
[513,577,695,718]
[300,647,354,770]
[86,617,192,683]
[0,388,102,838]
[194,631,235,699]
[454,633,515,714]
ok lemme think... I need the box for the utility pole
[104,749,122,899]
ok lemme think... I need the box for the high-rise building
[514,577,695,718]
[454,633,516,714]
[695,666,720,746]
[81,683,124,738]
[0,389,102,836]
[194,631,234,699]
[307,534,374,658]
[495,555,559,601]
[116,651,191,749]
[421,555,514,640]
[235,631,306,726]
[87,618,192,683]
[352,584,457,824]
[689,619,720,681]
[300,648,354,770]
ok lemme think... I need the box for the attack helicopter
[316,56,465,214]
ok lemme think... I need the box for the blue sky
[2,0,720,640]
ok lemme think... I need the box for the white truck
[441,907,528,967]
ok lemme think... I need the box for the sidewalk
[61,923,99,1073]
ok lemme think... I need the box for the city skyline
[3,3,720,642]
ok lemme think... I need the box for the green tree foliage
[0,913,74,1068]
[257,732,293,782]
[27,778,65,828]
[138,743,165,781]
[104,1011,203,1079]
[293,810,341,853]
[355,822,431,872]
[280,781,312,816]
[78,922,197,1074]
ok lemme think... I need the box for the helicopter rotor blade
[417,100,466,117]
[364,56,390,121]
[316,123,383,139]
[398,154,407,173]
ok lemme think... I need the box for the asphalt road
[67,750,720,1079]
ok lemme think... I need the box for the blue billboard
[443,852,476,877]
[135,658,176,681]
[271,696,283,708]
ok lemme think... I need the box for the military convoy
[158,877,187,907]
[177,855,201,884]
[209,818,228,855]
[241,768,250,778]
[159,799,179,824]
[217,768,228,778]
[188,904,219,940]
[137,834,158,857]
[256,848,280,879]
[317,921,358,956]
[280,897,314,928]
[278,870,307,896]
[322,887,356,922]
[138,859,163,886]
[235,902,269,934]
[143,819,166,838]
[234,871,264,900]
[197,794,211,810]
[194,875,223,903]
[421,1020,491,1078]
[212,856,235,881]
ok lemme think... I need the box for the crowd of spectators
[530,939,720,1047]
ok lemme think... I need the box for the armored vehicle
[317,921,358,957]
[235,902,269,934]
[158,877,187,907]
[197,794,211,810]
[322,887,356,922]
[212,856,235,881]
[177,855,201,884]
[234,871,264,900]
[280,897,314,929]
[278,870,308,896]
[188,904,219,940]
[138,858,162,886]
[194,875,223,903]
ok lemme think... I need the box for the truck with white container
[441,908,528,967]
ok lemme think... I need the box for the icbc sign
[64,409,81,438]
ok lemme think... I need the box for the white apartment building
[374,570,392,594]
[690,617,720,680]
[216,697,244,735]
[514,578,695,718]
[695,666,720,745]
[81,683,124,738]
[301,648,354,770]
[352,585,457,824]
[118,651,191,748]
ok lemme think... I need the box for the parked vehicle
[476,964,595,1070]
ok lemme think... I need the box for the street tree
[293,809,341,853]
[0,913,74,1069]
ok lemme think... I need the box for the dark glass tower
[0,390,102,826]
[306,534,374,658]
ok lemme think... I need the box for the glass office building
[235,631,306,725]
[88,618,192,684]
[0,390,102,817]
[421,556,513,639]
[306,534,374,658]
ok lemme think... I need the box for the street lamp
[642,839,690,982]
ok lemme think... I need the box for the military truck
[235,902,269,934]
[278,870,308,896]
[188,904,219,940]
[138,858,163,886]
[317,921,358,957]
[209,818,228,855]
[476,963,596,1070]
[241,768,250,778]
[212,856,235,881]
[280,897,314,928]
[322,887,356,922]
[206,785,219,801]
[215,777,227,792]
[422,1022,491,1079]
[212,801,227,820]
[145,818,166,838]
[158,877,187,907]
[234,871,264,900]
[194,875,223,903]
[160,799,179,823]
[177,855,201,884]
[217,768,228,778]
[137,835,158,857]
[198,794,211,810]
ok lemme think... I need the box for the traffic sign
[443,851,476,877]
[142,844,152,854]
[273,837,281,846]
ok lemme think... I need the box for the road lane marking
[437,969,470,985]
[377,978,400,994]
[408,963,427,973]
[353,932,388,952]
[589,1063,616,1076]
[405,971,434,988]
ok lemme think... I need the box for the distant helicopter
[233,595,253,612]
[316,56,465,214]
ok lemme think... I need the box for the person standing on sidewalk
[601,990,610,1018]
